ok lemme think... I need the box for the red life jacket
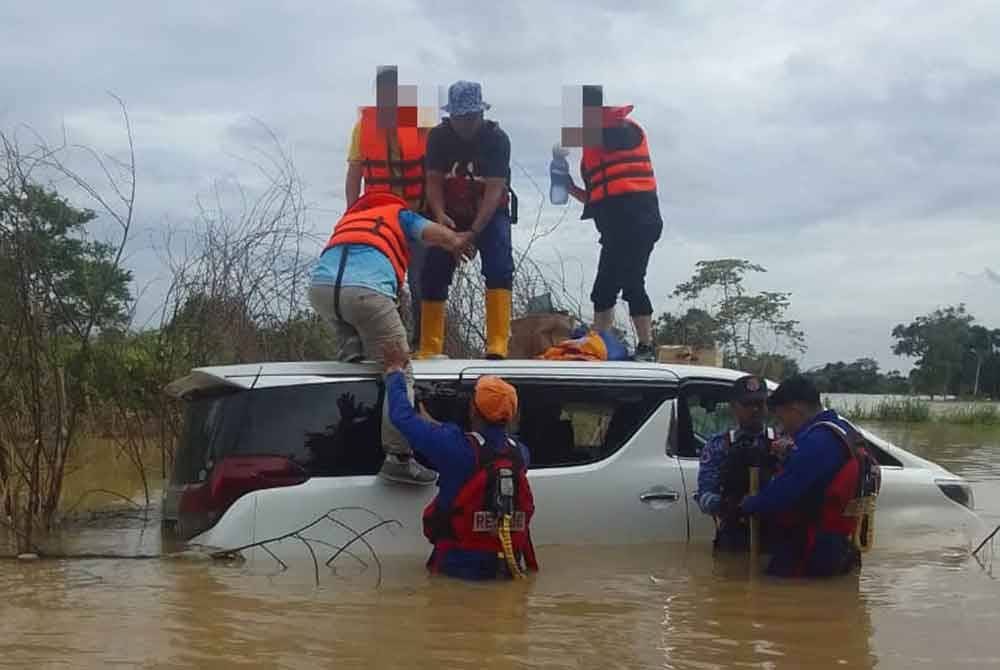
[324,192,410,289]
[775,418,880,576]
[580,120,658,205]
[358,106,428,209]
[422,432,538,573]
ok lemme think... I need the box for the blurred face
[731,398,766,431]
[772,403,811,436]
[450,112,483,140]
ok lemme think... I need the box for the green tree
[891,305,975,397]
[966,325,1000,397]
[1,177,133,548]
[739,352,801,380]
[671,259,806,367]
[804,358,888,393]
[653,307,721,348]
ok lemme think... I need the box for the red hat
[601,105,634,127]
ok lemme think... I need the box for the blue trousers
[421,210,513,301]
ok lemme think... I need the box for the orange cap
[473,375,518,424]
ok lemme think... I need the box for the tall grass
[940,404,1000,425]
[827,397,932,423]
[825,396,1000,425]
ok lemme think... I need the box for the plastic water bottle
[549,144,570,205]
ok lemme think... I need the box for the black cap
[767,375,821,409]
[731,375,768,404]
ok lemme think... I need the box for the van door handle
[639,488,681,503]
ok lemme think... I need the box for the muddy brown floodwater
[2,423,999,669]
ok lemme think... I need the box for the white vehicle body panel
[167,359,983,560]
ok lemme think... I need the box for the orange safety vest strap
[330,217,407,279]
[359,108,427,206]
[326,204,410,290]
[582,154,653,179]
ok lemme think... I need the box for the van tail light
[176,456,309,539]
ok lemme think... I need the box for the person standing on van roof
[741,376,875,577]
[696,375,787,553]
[346,65,430,349]
[417,80,516,360]
[565,86,663,362]
[309,190,473,486]
[383,343,538,580]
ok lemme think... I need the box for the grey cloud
[4,0,1000,371]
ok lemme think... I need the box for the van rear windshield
[173,380,384,484]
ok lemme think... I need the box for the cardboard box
[509,313,576,359]
[656,345,724,367]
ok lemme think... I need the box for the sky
[3,1,999,372]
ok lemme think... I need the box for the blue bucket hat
[442,80,491,116]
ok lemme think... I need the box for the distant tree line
[890,304,999,398]
[802,358,910,395]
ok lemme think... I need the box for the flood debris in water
[205,506,402,588]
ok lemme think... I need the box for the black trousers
[590,217,662,316]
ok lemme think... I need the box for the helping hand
[381,340,410,375]
[437,212,457,230]
[453,231,477,262]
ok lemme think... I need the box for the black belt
[334,247,350,322]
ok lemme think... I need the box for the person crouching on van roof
[740,376,869,577]
[696,375,788,553]
[309,191,473,486]
[383,342,538,580]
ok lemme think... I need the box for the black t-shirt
[581,123,663,228]
[426,119,511,184]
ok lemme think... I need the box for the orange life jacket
[580,120,657,204]
[324,192,410,289]
[359,106,428,209]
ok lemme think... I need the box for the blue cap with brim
[442,80,491,116]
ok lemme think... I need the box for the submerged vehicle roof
[164,359,760,399]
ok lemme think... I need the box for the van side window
[512,384,670,468]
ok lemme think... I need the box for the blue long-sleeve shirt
[741,410,848,516]
[386,371,530,579]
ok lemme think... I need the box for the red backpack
[422,433,537,571]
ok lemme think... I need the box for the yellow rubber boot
[485,288,512,360]
[416,300,446,359]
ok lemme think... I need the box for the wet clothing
[579,122,663,318]
[387,371,532,579]
[742,410,860,577]
[422,432,537,576]
[697,427,778,552]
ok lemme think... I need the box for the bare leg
[632,314,653,346]
[594,307,615,332]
